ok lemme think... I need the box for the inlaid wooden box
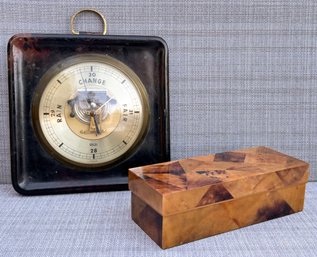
[128,146,309,249]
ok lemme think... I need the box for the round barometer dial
[32,54,150,168]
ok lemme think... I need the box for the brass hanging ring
[70,8,107,35]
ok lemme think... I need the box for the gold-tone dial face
[33,55,149,168]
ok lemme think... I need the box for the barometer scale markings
[37,60,146,166]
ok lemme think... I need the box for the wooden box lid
[128,146,309,216]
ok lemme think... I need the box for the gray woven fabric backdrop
[1,0,317,183]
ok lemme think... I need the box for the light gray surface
[1,1,317,183]
[0,183,315,257]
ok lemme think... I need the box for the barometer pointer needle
[90,97,113,136]
[91,111,101,136]
[95,96,114,113]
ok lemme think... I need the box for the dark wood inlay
[255,200,294,223]
[197,184,233,206]
[214,152,246,163]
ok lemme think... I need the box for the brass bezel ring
[32,54,150,169]
[70,8,107,35]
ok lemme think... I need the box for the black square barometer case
[8,9,169,195]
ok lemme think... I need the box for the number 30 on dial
[32,54,150,168]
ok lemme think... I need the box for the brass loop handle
[70,8,107,35]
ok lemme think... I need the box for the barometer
[8,9,169,195]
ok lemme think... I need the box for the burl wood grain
[129,146,309,249]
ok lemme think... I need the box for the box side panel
[162,183,306,249]
[131,193,163,248]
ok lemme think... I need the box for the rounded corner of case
[11,181,30,196]
[152,36,169,52]
[7,33,26,47]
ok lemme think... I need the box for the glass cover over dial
[33,55,149,168]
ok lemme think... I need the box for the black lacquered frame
[8,34,170,195]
